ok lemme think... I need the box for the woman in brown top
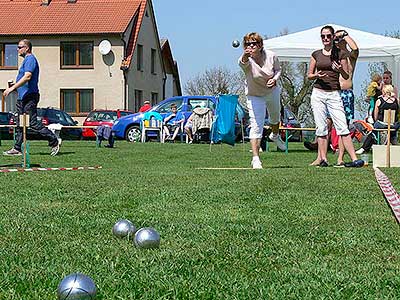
[308,25,363,167]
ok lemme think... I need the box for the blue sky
[153,0,400,96]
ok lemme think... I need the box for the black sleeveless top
[377,96,399,122]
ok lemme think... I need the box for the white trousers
[247,87,281,139]
[311,88,350,136]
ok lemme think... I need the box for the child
[366,74,382,123]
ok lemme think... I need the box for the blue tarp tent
[211,94,239,146]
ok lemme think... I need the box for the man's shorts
[340,89,354,123]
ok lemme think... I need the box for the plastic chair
[141,112,164,143]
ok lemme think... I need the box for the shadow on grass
[0,163,41,168]
[35,151,76,156]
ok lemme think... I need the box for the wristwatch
[342,31,348,37]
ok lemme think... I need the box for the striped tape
[374,167,400,224]
[0,166,102,173]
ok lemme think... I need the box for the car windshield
[119,111,132,117]
[47,109,68,124]
[63,112,76,125]
[86,111,117,121]
[155,99,184,113]
[187,99,215,111]
[0,113,10,123]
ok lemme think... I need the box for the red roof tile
[0,0,143,35]
[120,0,146,70]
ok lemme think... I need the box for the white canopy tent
[263,24,400,87]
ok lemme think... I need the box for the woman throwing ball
[239,32,286,169]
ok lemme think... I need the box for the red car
[82,109,133,138]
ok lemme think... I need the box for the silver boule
[57,273,97,300]
[232,40,240,48]
[134,227,160,249]
[112,219,136,239]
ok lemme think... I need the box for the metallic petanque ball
[232,40,241,48]
[134,227,160,249]
[112,219,136,239]
[57,273,97,300]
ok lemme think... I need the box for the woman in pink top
[239,32,286,169]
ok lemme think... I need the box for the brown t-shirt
[312,50,347,91]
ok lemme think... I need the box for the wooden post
[386,110,392,168]
[23,113,27,169]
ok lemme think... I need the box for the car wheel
[125,125,141,142]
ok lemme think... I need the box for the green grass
[0,140,399,299]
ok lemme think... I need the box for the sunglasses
[320,34,332,39]
[244,41,260,47]
[17,45,26,49]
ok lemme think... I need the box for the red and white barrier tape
[0,166,102,173]
[374,168,400,224]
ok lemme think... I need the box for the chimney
[67,0,77,3]
[41,0,51,5]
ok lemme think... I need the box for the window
[119,111,132,117]
[60,89,93,115]
[61,42,93,68]
[156,99,184,113]
[134,89,143,112]
[151,92,158,105]
[188,98,215,111]
[137,44,143,71]
[0,43,18,69]
[151,48,156,74]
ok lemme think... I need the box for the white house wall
[126,1,164,111]
[0,35,125,123]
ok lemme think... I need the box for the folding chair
[141,112,164,143]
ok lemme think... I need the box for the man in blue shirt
[3,39,59,156]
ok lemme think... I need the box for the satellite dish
[99,40,112,55]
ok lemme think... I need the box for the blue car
[113,95,246,142]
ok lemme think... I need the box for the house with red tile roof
[0,0,180,122]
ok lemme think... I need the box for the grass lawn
[0,140,399,299]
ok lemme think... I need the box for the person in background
[382,70,398,96]
[307,25,363,167]
[366,74,382,123]
[163,103,185,141]
[139,100,152,113]
[238,32,286,169]
[356,84,400,153]
[184,112,194,143]
[335,29,359,167]
[2,39,59,156]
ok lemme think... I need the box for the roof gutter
[121,33,128,110]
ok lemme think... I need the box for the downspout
[162,75,166,101]
[121,33,128,110]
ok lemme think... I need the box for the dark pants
[15,93,58,151]
[362,121,400,151]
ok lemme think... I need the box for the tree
[184,66,246,105]
[265,29,314,126]
[279,61,314,125]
